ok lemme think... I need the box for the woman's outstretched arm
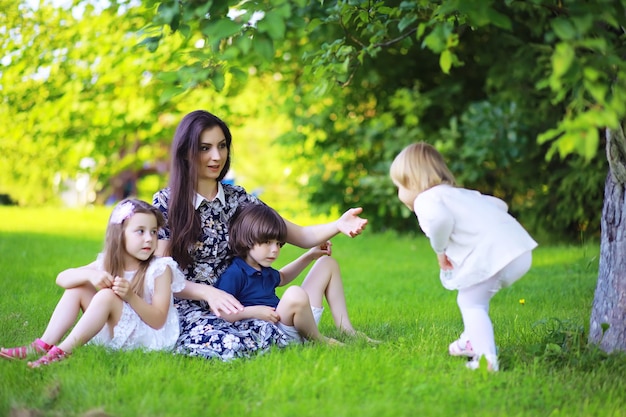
[284,207,367,248]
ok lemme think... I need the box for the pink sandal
[0,338,52,360]
[27,346,69,368]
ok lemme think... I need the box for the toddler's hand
[437,253,454,270]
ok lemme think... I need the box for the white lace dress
[90,256,186,351]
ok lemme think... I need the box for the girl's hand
[307,241,332,259]
[90,271,114,291]
[247,306,280,323]
[112,276,133,301]
[206,286,244,317]
[437,253,454,270]
[337,207,368,238]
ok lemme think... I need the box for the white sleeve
[146,257,187,294]
[484,195,508,212]
[414,192,454,254]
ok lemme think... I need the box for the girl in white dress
[0,199,185,367]
[390,142,537,371]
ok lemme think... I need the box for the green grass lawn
[0,206,624,417]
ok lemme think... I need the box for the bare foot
[342,329,381,344]
[324,336,345,346]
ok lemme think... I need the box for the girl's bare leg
[56,289,123,353]
[40,285,97,345]
[276,286,340,344]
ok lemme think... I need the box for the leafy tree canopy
[145,0,623,239]
[3,1,622,240]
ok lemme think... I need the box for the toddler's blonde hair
[390,142,456,194]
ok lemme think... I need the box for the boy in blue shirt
[215,204,373,345]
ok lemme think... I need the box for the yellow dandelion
[519,298,525,306]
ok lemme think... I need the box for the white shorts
[276,306,324,344]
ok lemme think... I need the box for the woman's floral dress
[153,184,287,361]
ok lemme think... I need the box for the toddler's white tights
[456,251,533,361]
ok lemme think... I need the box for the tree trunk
[589,124,626,352]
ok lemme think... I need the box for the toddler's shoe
[448,339,475,357]
[0,338,52,360]
[466,354,499,372]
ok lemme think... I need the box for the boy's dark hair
[229,204,287,258]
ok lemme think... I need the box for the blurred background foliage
[2,0,624,242]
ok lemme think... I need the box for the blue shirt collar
[232,256,276,277]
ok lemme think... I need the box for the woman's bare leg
[301,256,354,331]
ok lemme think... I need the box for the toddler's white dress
[90,256,186,351]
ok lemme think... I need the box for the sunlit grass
[1,206,625,417]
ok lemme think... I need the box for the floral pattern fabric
[153,184,287,361]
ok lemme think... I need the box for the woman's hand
[337,207,368,237]
[205,286,244,317]
[437,253,454,270]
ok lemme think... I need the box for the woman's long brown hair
[167,110,232,269]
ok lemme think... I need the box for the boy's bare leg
[277,287,341,345]
[301,256,380,343]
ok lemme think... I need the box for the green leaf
[584,79,608,105]
[159,86,185,104]
[211,70,225,91]
[551,18,577,41]
[137,35,162,53]
[253,36,275,62]
[422,25,446,53]
[537,127,563,145]
[416,22,426,39]
[257,10,286,40]
[577,37,607,54]
[571,15,594,35]
[155,1,180,27]
[486,9,512,31]
[201,18,242,40]
[308,17,323,32]
[398,15,417,32]
[582,128,599,161]
[439,49,452,74]
[235,35,253,55]
[551,42,575,81]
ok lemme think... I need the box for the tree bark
[589,124,626,352]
